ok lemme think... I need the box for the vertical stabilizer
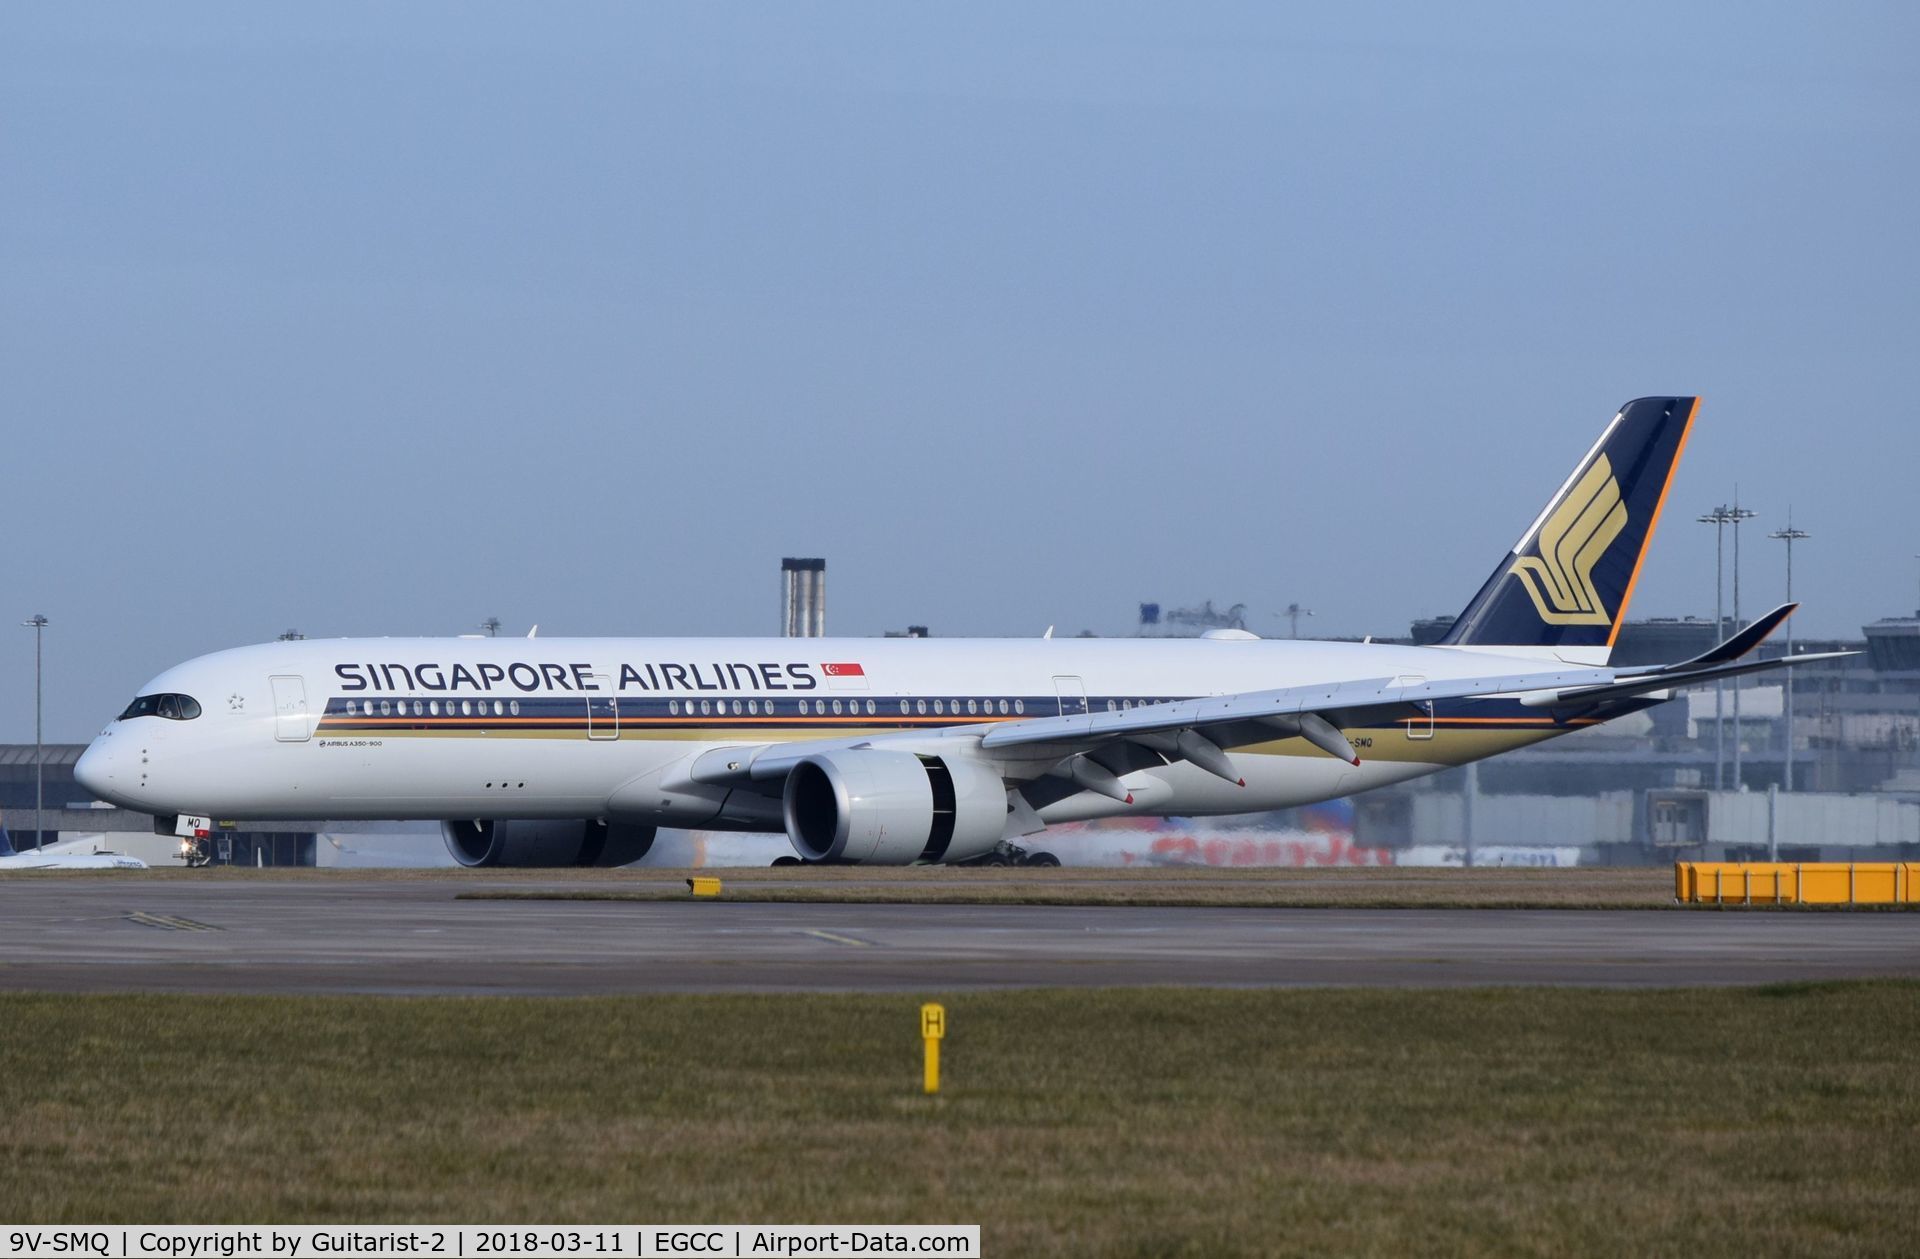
[1440,396,1698,661]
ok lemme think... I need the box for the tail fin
[1440,396,1698,660]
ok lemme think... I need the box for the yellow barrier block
[687,876,723,898]
[1675,862,1920,906]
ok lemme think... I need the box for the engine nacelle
[441,818,657,868]
[782,750,1008,864]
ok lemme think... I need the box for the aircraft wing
[682,605,1847,797]
[971,668,1609,758]
[979,644,1848,782]
[683,664,1617,792]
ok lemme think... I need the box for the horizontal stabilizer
[1522,648,1854,710]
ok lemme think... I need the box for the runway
[2,875,1917,995]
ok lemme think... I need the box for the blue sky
[4,3,1915,740]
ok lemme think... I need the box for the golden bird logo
[1508,455,1627,625]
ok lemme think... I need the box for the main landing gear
[767,844,1062,867]
[973,842,1061,868]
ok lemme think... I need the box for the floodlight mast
[1770,517,1810,791]
[22,614,48,850]
[1727,498,1758,788]
[1697,507,1734,789]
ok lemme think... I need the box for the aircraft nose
[74,736,126,803]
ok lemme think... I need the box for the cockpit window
[118,693,202,721]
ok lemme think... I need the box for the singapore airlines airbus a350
[75,398,1839,868]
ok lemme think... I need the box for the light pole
[1770,518,1810,791]
[1697,508,1733,789]
[1728,498,1757,789]
[22,615,47,850]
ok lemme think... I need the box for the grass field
[4,984,1917,1255]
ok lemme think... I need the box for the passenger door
[586,674,618,740]
[270,675,310,742]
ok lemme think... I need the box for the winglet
[1662,603,1797,672]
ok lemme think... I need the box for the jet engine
[441,818,657,868]
[781,750,1008,864]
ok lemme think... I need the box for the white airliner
[0,825,147,870]
[75,398,1840,868]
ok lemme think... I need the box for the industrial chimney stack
[781,557,826,637]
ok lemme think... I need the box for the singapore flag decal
[822,661,868,690]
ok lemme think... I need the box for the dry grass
[3,984,1917,1255]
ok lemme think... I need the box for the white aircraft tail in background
[0,825,147,871]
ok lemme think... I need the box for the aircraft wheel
[771,855,802,867]
[1025,852,1061,867]
[983,853,1011,867]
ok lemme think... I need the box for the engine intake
[441,818,657,868]
[782,750,1007,864]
